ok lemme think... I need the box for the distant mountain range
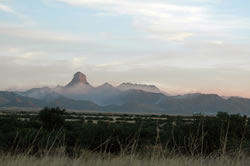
[0,72,250,115]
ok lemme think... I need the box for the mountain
[1,72,250,115]
[56,72,165,105]
[118,83,162,93]
[0,91,101,111]
[112,89,165,105]
[90,83,122,105]
[65,72,91,88]
[0,91,43,108]
[156,94,250,115]
[46,97,101,110]
[53,72,94,101]
[174,93,202,99]
[97,82,114,90]
[18,87,61,101]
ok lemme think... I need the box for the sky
[0,0,250,98]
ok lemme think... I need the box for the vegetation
[1,153,250,166]
[1,107,250,166]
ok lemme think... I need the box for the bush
[39,107,66,130]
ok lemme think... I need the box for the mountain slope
[157,94,250,115]
[112,89,165,105]
[0,91,43,108]
[18,87,62,101]
[47,97,101,110]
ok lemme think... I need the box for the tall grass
[3,122,249,166]
[1,151,250,166]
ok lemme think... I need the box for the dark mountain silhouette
[1,72,250,115]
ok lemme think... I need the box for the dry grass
[1,152,250,166]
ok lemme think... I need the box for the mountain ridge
[1,72,249,115]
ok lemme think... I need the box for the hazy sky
[0,0,250,98]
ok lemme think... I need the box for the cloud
[0,3,14,13]
[148,32,193,41]
[71,57,87,68]
[56,0,250,41]
[0,23,108,61]
[0,24,86,43]
[0,2,33,24]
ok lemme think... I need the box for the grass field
[1,153,250,166]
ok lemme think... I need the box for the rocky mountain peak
[118,82,161,93]
[65,72,90,88]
